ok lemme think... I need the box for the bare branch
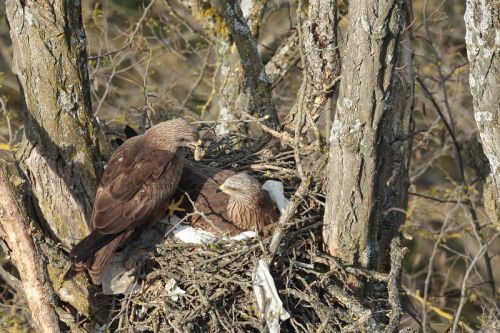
[0,163,61,333]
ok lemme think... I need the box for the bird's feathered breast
[92,136,184,234]
[227,189,279,235]
[175,163,243,235]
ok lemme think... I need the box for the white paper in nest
[101,252,139,295]
[253,259,290,333]
[163,215,257,244]
[101,224,167,295]
[262,180,289,214]
[163,278,186,302]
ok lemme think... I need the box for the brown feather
[173,162,243,236]
[227,189,280,236]
[175,165,279,237]
[68,119,199,284]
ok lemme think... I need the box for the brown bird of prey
[172,164,279,237]
[68,118,201,284]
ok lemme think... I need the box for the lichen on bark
[323,0,410,272]
[464,0,500,228]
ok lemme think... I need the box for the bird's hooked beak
[216,184,226,193]
[188,139,204,161]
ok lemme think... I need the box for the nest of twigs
[102,126,397,332]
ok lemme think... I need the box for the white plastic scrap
[262,180,289,214]
[253,259,290,332]
[163,278,186,302]
[101,252,139,295]
[163,215,257,244]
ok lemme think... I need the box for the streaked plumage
[67,119,200,284]
[219,173,279,236]
[174,165,279,237]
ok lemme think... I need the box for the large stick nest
[101,126,399,332]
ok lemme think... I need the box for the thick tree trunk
[464,0,500,230]
[323,0,408,271]
[5,0,101,248]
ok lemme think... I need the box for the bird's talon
[167,196,186,216]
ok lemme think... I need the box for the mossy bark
[179,0,279,131]
[323,0,410,272]
[5,0,101,249]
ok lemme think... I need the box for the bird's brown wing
[93,139,179,234]
[176,163,243,236]
[69,139,182,264]
[86,231,130,285]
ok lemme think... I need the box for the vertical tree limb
[376,2,414,271]
[302,0,341,119]
[5,0,101,248]
[323,0,408,271]
[0,164,60,333]
[177,0,279,131]
[464,0,500,245]
[217,0,279,129]
[386,237,408,332]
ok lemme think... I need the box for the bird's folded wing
[93,142,177,234]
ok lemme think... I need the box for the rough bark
[264,31,300,88]
[376,8,414,271]
[5,0,101,249]
[464,0,500,230]
[302,0,341,119]
[0,164,61,333]
[323,0,408,270]
[218,0,279,129]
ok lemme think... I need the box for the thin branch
[408,191,461,204]
[88,0,158,60]
[0,263,22,291]
[386,238,408,332]
[417,76,496,299]
[452,232,500,332]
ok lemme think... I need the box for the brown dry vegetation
[0,0,498,332]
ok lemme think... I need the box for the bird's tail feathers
[69,230,121,263]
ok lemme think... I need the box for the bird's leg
[167,195,186,216]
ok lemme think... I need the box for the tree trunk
[464,0,500,230]
[5,0,101,248]
[323,0,409,272]
[376,10,414,271]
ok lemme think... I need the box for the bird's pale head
[217,172,262,205]
[145,118,203,159]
